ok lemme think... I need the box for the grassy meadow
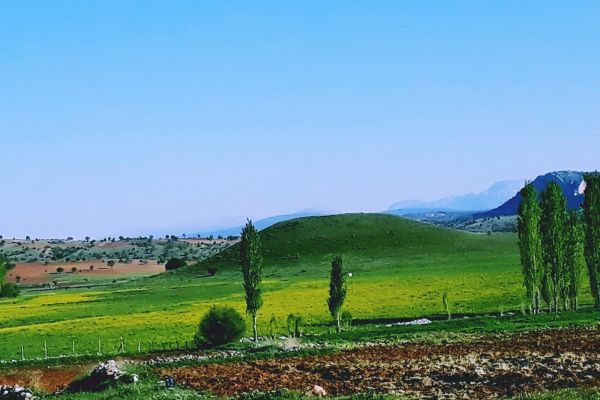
[0,214,593,361]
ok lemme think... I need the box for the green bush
[0,282,20,298]
[194,305,246,348]
[165,257,187,271]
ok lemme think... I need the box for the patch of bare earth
[0,365,89,392]
[160,327,600,399]
[9,260,164,284]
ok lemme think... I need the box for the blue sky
[1,1,599,238]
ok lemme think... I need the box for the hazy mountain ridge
[388,180,523,213]
[189,209,325,237]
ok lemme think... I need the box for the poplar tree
[517,183,543,313]
[564,210,584,310]
[328,256,347,332]
[240,220,263,342]
[540,182,568,312]
[582,172,600,308]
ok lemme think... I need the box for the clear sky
[1,1,599,238]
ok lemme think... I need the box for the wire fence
[1,337,195,363]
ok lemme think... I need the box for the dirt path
[160,327,600,399]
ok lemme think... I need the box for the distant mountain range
[387,180,523,215]
[186,170,590,238]
[476,170,586,217]
[189,209,324,237]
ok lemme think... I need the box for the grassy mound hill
[190,213,513,275]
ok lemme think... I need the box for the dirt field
[7,260,165,284]
[161,327,600,399]
[0,364,90,392]
[1,327,599,398]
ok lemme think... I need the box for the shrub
[286,314,303,338]
[206,266,218,276]
[0,282,20,298]
[165,258,187,271]
[340,310,353,329]
[56,267,64,273]
[268,314,279,338]
[194,306,246,348]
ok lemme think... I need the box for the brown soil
[8,260,164,284]
[0,365,89,392]
[160,327,600,399]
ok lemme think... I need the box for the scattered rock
[0,385,34,399]
[308,385,327,397]
[66,360,136,393]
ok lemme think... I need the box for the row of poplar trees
[518,172,600,314]
[239,220,347,342]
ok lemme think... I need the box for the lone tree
[565,210,584,310]
[517,183,543,314]
[583,172,600,308]
[240,220,263,342]
[328,256,347,332]
[540,181,567,312]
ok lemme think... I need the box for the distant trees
[583,172,600,308]
[517,183,543,314]
[240,220,263,342]
[328,256,347,332]
[0,257,19,298]
[165,258,187,271]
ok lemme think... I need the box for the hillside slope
[187,213,516,274]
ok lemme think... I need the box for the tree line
[518,172,600,313]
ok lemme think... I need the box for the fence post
[72,340,76,356]
[44,341,48,359]
[138,341,141,353]
[119,336,125,354]
[21,345,24,361]
[98,339,102,355]
[176,339,179,350]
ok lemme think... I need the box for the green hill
[176,213,528,322]
[194,213,512,266]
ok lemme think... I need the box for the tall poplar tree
[240,220,263,342]
[582,172,600,308]
[517,183,543,314]
[328,256,347,332]
[564,210,584,310]
[540,181,568,312]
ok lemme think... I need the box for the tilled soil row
[160,327,600,399]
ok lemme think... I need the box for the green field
[0,214,592,361]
